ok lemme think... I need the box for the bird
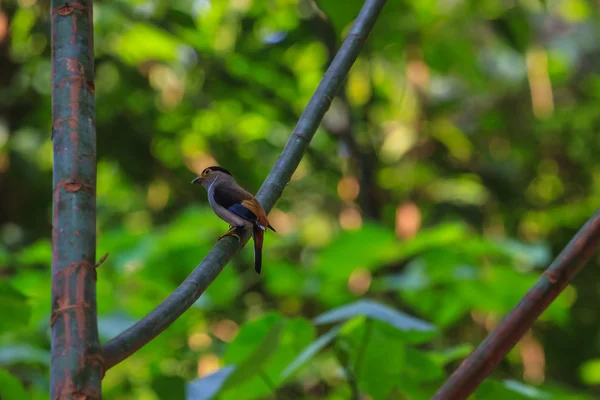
[191,166,276,274]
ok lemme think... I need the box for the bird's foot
[218,226,242,242]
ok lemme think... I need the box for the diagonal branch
[102,0,388,371]
[433,207,600,400]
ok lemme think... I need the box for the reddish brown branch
[51,0,102,398]
[433,208,600,400]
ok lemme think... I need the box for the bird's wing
[213,184,269,229]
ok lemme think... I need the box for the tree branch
[51,0,102,398]
[433,207,600,400]
[102,0,388,371]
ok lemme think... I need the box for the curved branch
[433,208,600,400]
[102,0,388,371]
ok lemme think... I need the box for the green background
[1,0,600,398]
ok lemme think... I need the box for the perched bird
[191,166,276,274]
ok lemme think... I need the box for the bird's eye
[203,169,211,176]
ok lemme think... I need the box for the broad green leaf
[496,239,552,267]
[314,224,398,281]
[151,375,185,400]
[280,324,342,380]
[393,223,471,261]
[503,380,551,399]
[0,369,27,400]
[403,348,444,383]
[186,366,235,400]
[314,300,435,333]
[221,317,285,389]
[339,320,406,400]
[223,313,283,364]
[374,260,431,292]
[262,317,315,385]
[218,317,314,400]
[399,285,470,328]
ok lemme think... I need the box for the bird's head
[191,166,234,188]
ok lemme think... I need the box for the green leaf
[503,380,551,399]
[0,283,30,334]
[340,320,406,400]
[491,7,532,54]
[217,317,315,400]
[474,380,549,399]
[281,324,342,380]
[187,366,235,400]
[16,239,51,265]
[314,300,435,333]
[496,239,551,267]
[314,224,399,281]
[427,344,474,367]
[403,348,444,383]
[393,223,471,262]
[0,370,27,400]
[151,375,185,400]
[398,278,470,328]
[315,0,363,37]
[580,358,600,385]
[263,317,315,384]
[222,315,285,390]
[114,23,184,65]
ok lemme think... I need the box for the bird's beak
[191,176,202,184]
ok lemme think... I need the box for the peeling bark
[51,0,102,398]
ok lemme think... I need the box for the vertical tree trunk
[50,1,102,398]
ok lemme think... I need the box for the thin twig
[433,207,600,400]
[101,0,388,371]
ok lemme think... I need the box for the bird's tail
[253,224,264,274]
[267,224,276,233]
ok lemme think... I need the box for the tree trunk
[50,1,102,398]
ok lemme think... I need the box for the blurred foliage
[1,0,600,398]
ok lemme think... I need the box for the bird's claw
[218,226,242,242]
[218,232,241,242]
